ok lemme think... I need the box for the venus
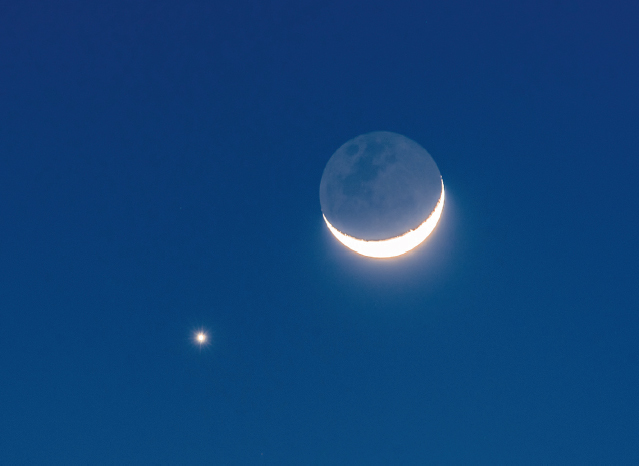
[319,131,444,258]
[195,331,208,345]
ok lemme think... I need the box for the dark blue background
[1,0,637,463]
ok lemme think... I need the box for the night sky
[1,1,638,463]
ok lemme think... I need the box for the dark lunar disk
[320,131,442,241]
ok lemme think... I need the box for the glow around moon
[324,179,445,258]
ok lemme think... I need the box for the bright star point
[195,331,208,345]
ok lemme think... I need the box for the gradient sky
[1,1,638,463]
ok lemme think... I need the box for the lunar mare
[320,131,444,258]
[323,180,445,258]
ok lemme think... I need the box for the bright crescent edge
[323,179,445,259]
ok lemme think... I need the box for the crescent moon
[323,179,445,259]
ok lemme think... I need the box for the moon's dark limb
[320,132,442,241]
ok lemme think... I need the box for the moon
[319,131,444,258]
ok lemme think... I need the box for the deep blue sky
[1,0,638,463]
